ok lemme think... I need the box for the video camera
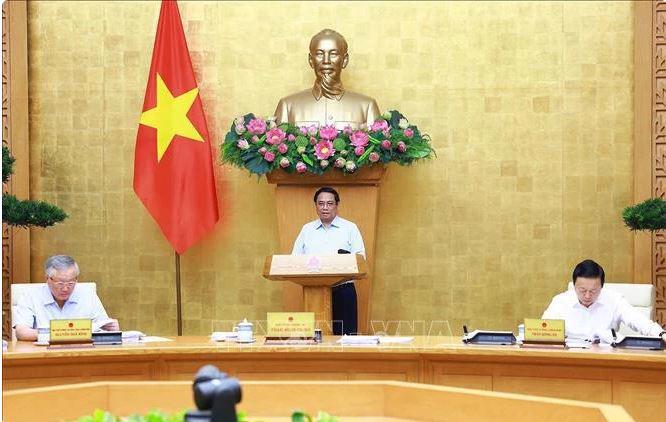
[184,365,242,422]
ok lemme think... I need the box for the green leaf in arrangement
[292,411,313,422]
[316,411,339,422]
[295,135,310,148]
[357,145,375,163]
[332,138,347,151]
[301,153,314,167]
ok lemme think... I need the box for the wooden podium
[266,165,384,334]
[263,254,368,335]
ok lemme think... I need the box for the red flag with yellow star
[134,0,218,254]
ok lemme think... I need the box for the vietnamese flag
[134,0,219,254]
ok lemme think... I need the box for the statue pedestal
[266,165,385,334]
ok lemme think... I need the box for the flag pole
[175,251,183,336]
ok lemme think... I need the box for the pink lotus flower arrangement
[221,110,434,176]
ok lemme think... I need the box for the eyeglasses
[48,277,77,288]
[317,201,336,209]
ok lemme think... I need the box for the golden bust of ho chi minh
[274,29,381,130]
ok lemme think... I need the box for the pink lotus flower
[266,128,287,145]
[296,161,307,173]
[287,134,296,142]
[236,139,249,150]
[264,151,276,162]
[350,131,369,147]
[310,137,317,145]
[397,141,407,153]
[314,140,335,160]
[404,128,414,138]
[371,119,389,132]
[258,147,267,155]
[319,125,338,140]
[299,126,308,135]
[279,157,290,168]
[234,123,246,135]
[369,152,380,162]
[277,143,288,154]
[345,160,357,172]
[247,118,267,135]
[334,157,346,168]
[381,140,392,150]
[307,125,318,136]
[343,125,353,135]
[354,146,365,156]
[251,135,260,144]
[382,129,390,138]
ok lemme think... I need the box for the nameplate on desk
[266,312,315,338]
[49,319,93,346]
[523,318,565,346]
[269,255,358,275]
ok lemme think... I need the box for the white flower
[345,160,357,172]
[234,116,245,125]
[297,146,306,154]
[268,120,277,129]
[398,118,409,129]
[236,139,250,150]
[320,159,329,168]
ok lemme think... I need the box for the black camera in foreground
[185,365,242,422]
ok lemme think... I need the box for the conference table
[3,336,665,422]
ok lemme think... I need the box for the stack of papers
[378,336,414,344]
[337,335,380,345]
[121,331,145,344]
[211,332,237,342]
[120,331,171,344]
[565,339,591,349]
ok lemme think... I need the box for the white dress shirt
[542,288,664,341]
[13,284,110,329]
[292,215,365,257]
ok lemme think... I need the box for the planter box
[3,380,633,422]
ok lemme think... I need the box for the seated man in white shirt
[13,255,119,341]
[292,187,366,335]
[542,259,666,343]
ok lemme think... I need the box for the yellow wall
[27,1,634,335]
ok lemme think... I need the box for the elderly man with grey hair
[13,255,119,341]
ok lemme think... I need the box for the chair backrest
[11,282,97,330]
[566,282,655,335]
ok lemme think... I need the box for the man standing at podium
[292,187,365,335]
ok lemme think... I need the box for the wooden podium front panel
[303,285,332,334]
[273,184,380,334]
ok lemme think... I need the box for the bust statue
[274,29,381,130]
